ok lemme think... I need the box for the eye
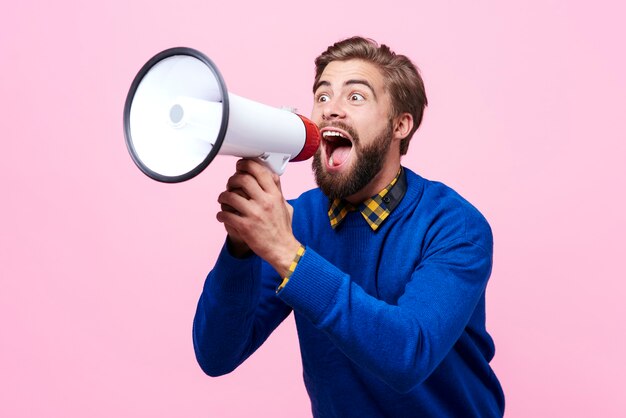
[317,93,330,103]
[349,93,365,101]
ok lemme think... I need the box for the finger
[231,188,249,199]
[216,209,241,228]
[272,172,281,189]
[217,190,252,216]
[220,202,239,215]
[226,173,263,201]
[236,159,279,194]
[225,187,250,206]
[216,210,254,247]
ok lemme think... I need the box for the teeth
[322,131,346,139]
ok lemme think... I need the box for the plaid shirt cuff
[276,244,306,293]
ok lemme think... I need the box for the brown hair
[314,36,427,155]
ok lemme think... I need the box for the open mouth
[321,127,353,168]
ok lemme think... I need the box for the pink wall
[2,1,625,416]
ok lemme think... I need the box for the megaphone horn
[123,47,320,183]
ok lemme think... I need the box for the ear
[392,112,414,141]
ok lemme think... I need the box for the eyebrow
[313,79,378,100]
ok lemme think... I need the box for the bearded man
[193,36,505,417]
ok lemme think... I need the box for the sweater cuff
[276,247,343,325]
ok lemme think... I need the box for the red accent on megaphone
[291,115,321,162]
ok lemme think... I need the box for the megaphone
[123,47,320,183]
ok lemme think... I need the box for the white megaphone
[123,47,320,182]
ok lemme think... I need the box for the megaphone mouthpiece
[292,114,321,162]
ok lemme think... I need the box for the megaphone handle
[256,152,290,175]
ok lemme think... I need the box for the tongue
[331,146,351,166]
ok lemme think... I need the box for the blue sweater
[193,168,505,417]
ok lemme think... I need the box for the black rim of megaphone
[123,47,230,183]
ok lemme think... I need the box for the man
[193,36,505,417]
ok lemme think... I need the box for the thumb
[272,172,281,187]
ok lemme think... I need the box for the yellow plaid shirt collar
[328,168,406,231]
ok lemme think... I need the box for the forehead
[317,59,386,91]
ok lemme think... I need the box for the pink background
[2,1,625,417]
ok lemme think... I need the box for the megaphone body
[124,47,320,182]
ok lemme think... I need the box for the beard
[312,120,394,200]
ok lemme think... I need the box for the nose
[321,98,346,120]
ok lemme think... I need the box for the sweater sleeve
[276,237,492,393]
[192,242,292,376]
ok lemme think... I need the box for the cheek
[310,106,323,124]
